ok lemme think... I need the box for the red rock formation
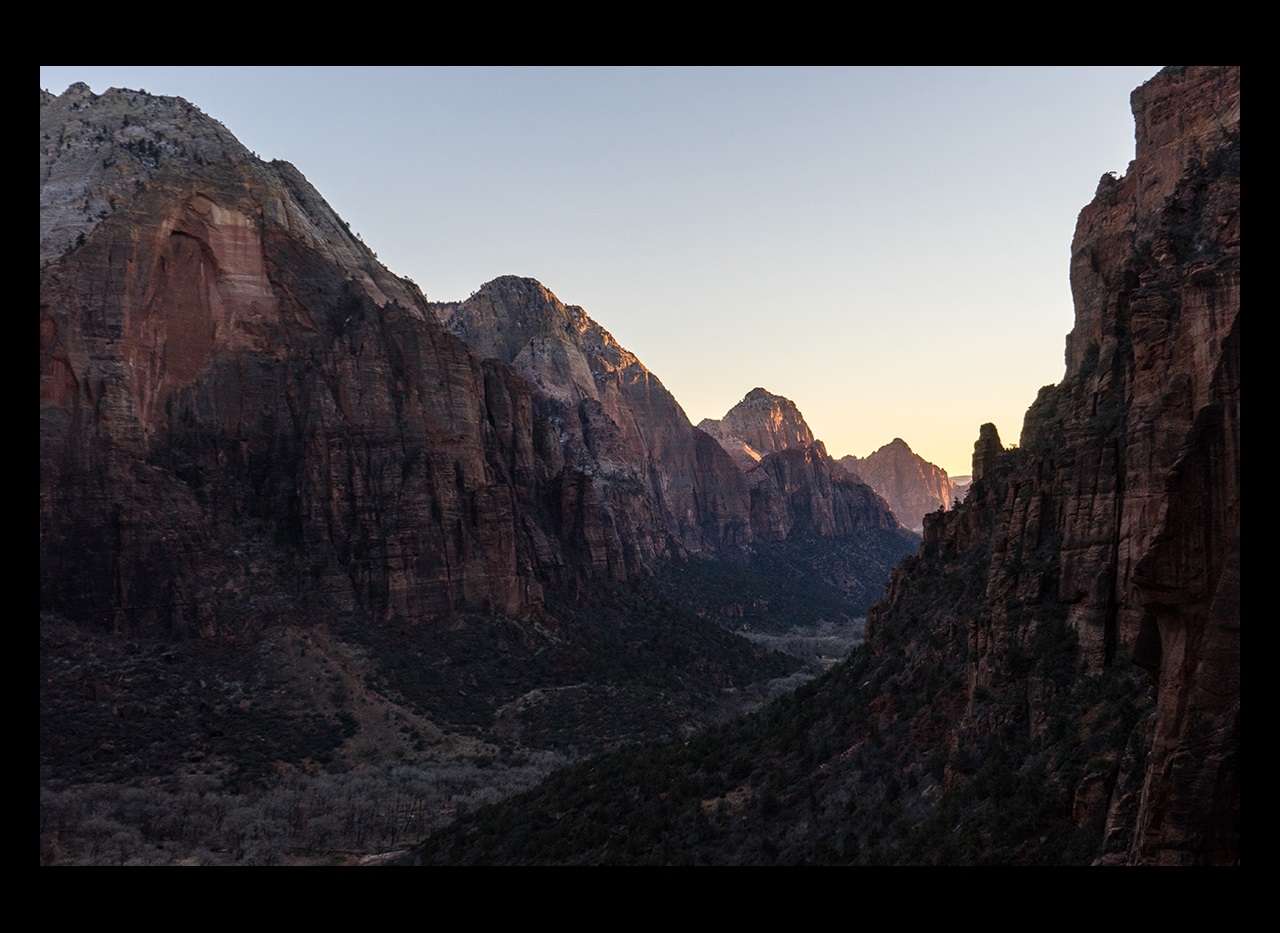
[38,86,635,634]
[840,438,958,533]
[1087,66,1238,865]
[701,388,905,542]
[433,277,753,562]
[710,387,815,455]
[867,66,1239,864]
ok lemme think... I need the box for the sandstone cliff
[701,388,905,541]
[840,438,958,533]
[39,85,645,634]
[432,277,752,564]
[867,65,1239,864]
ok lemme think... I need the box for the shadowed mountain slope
[39,83,915,858]
[38,85,806,800]
[417,65,1239,866]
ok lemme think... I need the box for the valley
[40,66,1238,866]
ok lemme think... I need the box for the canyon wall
[39,85,631,634]
[840,438,958,533]
[868,65,1239,864]
[40,85,904,642]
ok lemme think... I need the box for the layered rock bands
[868,65,1239,864]
[39,84,902,641]
[840,438,959,533]
[699,388,904,540]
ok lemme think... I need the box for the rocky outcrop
[868,66,1239,864]
[38,86,648,635]
[695,418,763,473]
[432,278,753,564]
[840,438,958,533]
[704,387,814,456]
[701,388,906,542]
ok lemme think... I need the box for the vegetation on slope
[39,561,818,864]
[417,476,1153,865]
[655,528,919,634]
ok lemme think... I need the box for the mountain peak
[709,387,815,457]
[432,276,645,407]
[839,439,956,533]
[476,275,557,301]
[58,81,95,100]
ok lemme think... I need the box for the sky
[40,66,1162,477]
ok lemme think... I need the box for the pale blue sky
[40,66,1161,476]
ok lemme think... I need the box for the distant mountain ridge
[698,388,910,541]
[438,295,910,549]
[840,438,958,533]
[701,389,958,534]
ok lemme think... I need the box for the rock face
[695,418,763,473]
[701,388,905,541]
[433,277,753,565]
[708,387,815,455]
[39,86,900,641]
[840,438,958,533]
[869,65,1239,864]
[38,85,647,634]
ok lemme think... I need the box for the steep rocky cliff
[432,278,752,567]
[39,85,641,635]
[840,438,958,533]
[701,388,905,541]
[868,64,1240,864]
